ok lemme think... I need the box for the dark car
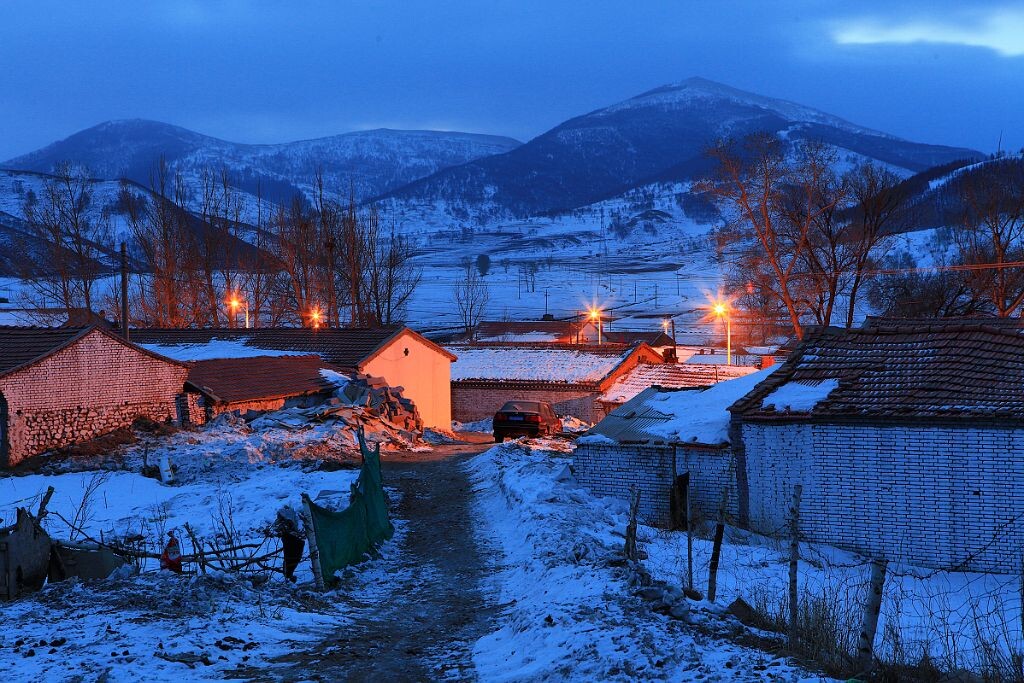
[493,400,561,442]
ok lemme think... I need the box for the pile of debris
[249,373,423,452]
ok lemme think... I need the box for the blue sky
[1,1,1022,159]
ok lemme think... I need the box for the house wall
[572,441,737,527]
[739,421,1024,573]
[0,331,188,467]
[361,330,452,429]
[452,383,600,423]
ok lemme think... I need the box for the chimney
[541,313,554,321]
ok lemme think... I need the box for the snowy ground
[644,525,1024,676]
[0,413,405,681]
[467,442,831,681]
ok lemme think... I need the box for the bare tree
[453,265,489,338]
[362,211,421,326]
[953,160,1024,317]
[21,162,110,318]
[705,135,838,339]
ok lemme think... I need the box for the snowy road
[272,440,500,681]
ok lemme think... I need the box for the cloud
[833,7,1024,57]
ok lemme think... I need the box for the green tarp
[306,431,394,583]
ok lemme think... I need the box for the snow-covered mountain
[381,77,982,216]
[1,120,522,203]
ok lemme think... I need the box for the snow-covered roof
[138,340,311,362]
[449,345,640,384]
[579,367,777,446]
[599,362,757,405]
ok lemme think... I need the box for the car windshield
[499,401,541,412]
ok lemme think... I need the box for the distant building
[131,326,456,429]
[0,326,188,467]
[183,355,340,423]
[448,343,665,423]
[597,362,756,413]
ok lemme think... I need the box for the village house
[0,326,188,468]
[577,323,1024,573]
[182,355,341,424]
[448,342,665,423]
[130,326,456,429]
[729,323,1024,573]
[596,362,756,414]
[574,370,769,526]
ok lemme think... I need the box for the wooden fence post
[856,557,888,671]
[788,483,803,648]
[624,487,640,562]
[685,475,694,592]
[301,494,325,591]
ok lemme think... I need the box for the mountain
[380,77,982,216]
[1,120,522,203]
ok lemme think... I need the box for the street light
[310,307,322,330]
[713,301,731,365]
[661,317,676,353]
[228,294,250,329]
[588,307,603,345]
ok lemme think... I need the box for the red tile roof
[184,355,339,404]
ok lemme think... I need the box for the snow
[449,346,632,383]
[452,417,494,433]
[760,379,839,412]
[644,525,1023,675]
[0,413,401,680]
[467,443,829,681]
[644,367,777,445]
[476,331,564,343]
[138,340,313,362]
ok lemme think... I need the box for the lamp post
[228,295,250,329]
[588,307,603,345]
[311,307,322,330]
[713,302,731,365]
[662,317,676,352]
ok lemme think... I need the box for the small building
[183,355,340,423]
[729,323,1024,573]
[0,326,188,467]
[448,343,665,423]
[130,326,456,429]
[574,369,771,526]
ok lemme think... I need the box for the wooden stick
[685,474,693,591]
[301,494,326,591]
[856,557,887,671]
[707,522,724,602]
[36,486,55,521]
[788,483,803,647]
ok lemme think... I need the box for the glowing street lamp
[588,307,603,345]
[713,301,731,366]
[310,307,323,330]
[661,317,676,352]
[228,295,250,329]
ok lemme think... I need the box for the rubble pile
[250,373,423,452]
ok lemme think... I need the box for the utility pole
[120,242,129,341]
[543,289,549,316]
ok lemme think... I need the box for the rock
[669,602,691,620]
[726,597,760,628]
[636,586,664,601]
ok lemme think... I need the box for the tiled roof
[600,363,757,404]
[0,326,90,376]
[449,343,656,384]
[129,326,453,369]
[731,324,1024,420]
[185,355,339,404]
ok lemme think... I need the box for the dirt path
[276,437,497,682]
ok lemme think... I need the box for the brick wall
[452,382,601,422]
[739,421,1024,573]
[0,331,188,467]
[573,442,737,527]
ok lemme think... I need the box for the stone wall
[572,441,736,527]
[0,330,188,467]
[739,421,1024,573]
[452,382,601,423]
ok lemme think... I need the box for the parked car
[493,400,561,442]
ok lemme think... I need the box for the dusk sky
[2,1,1022,160]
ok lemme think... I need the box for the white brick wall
[740,422,1024,573]
[573,442,737,527]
